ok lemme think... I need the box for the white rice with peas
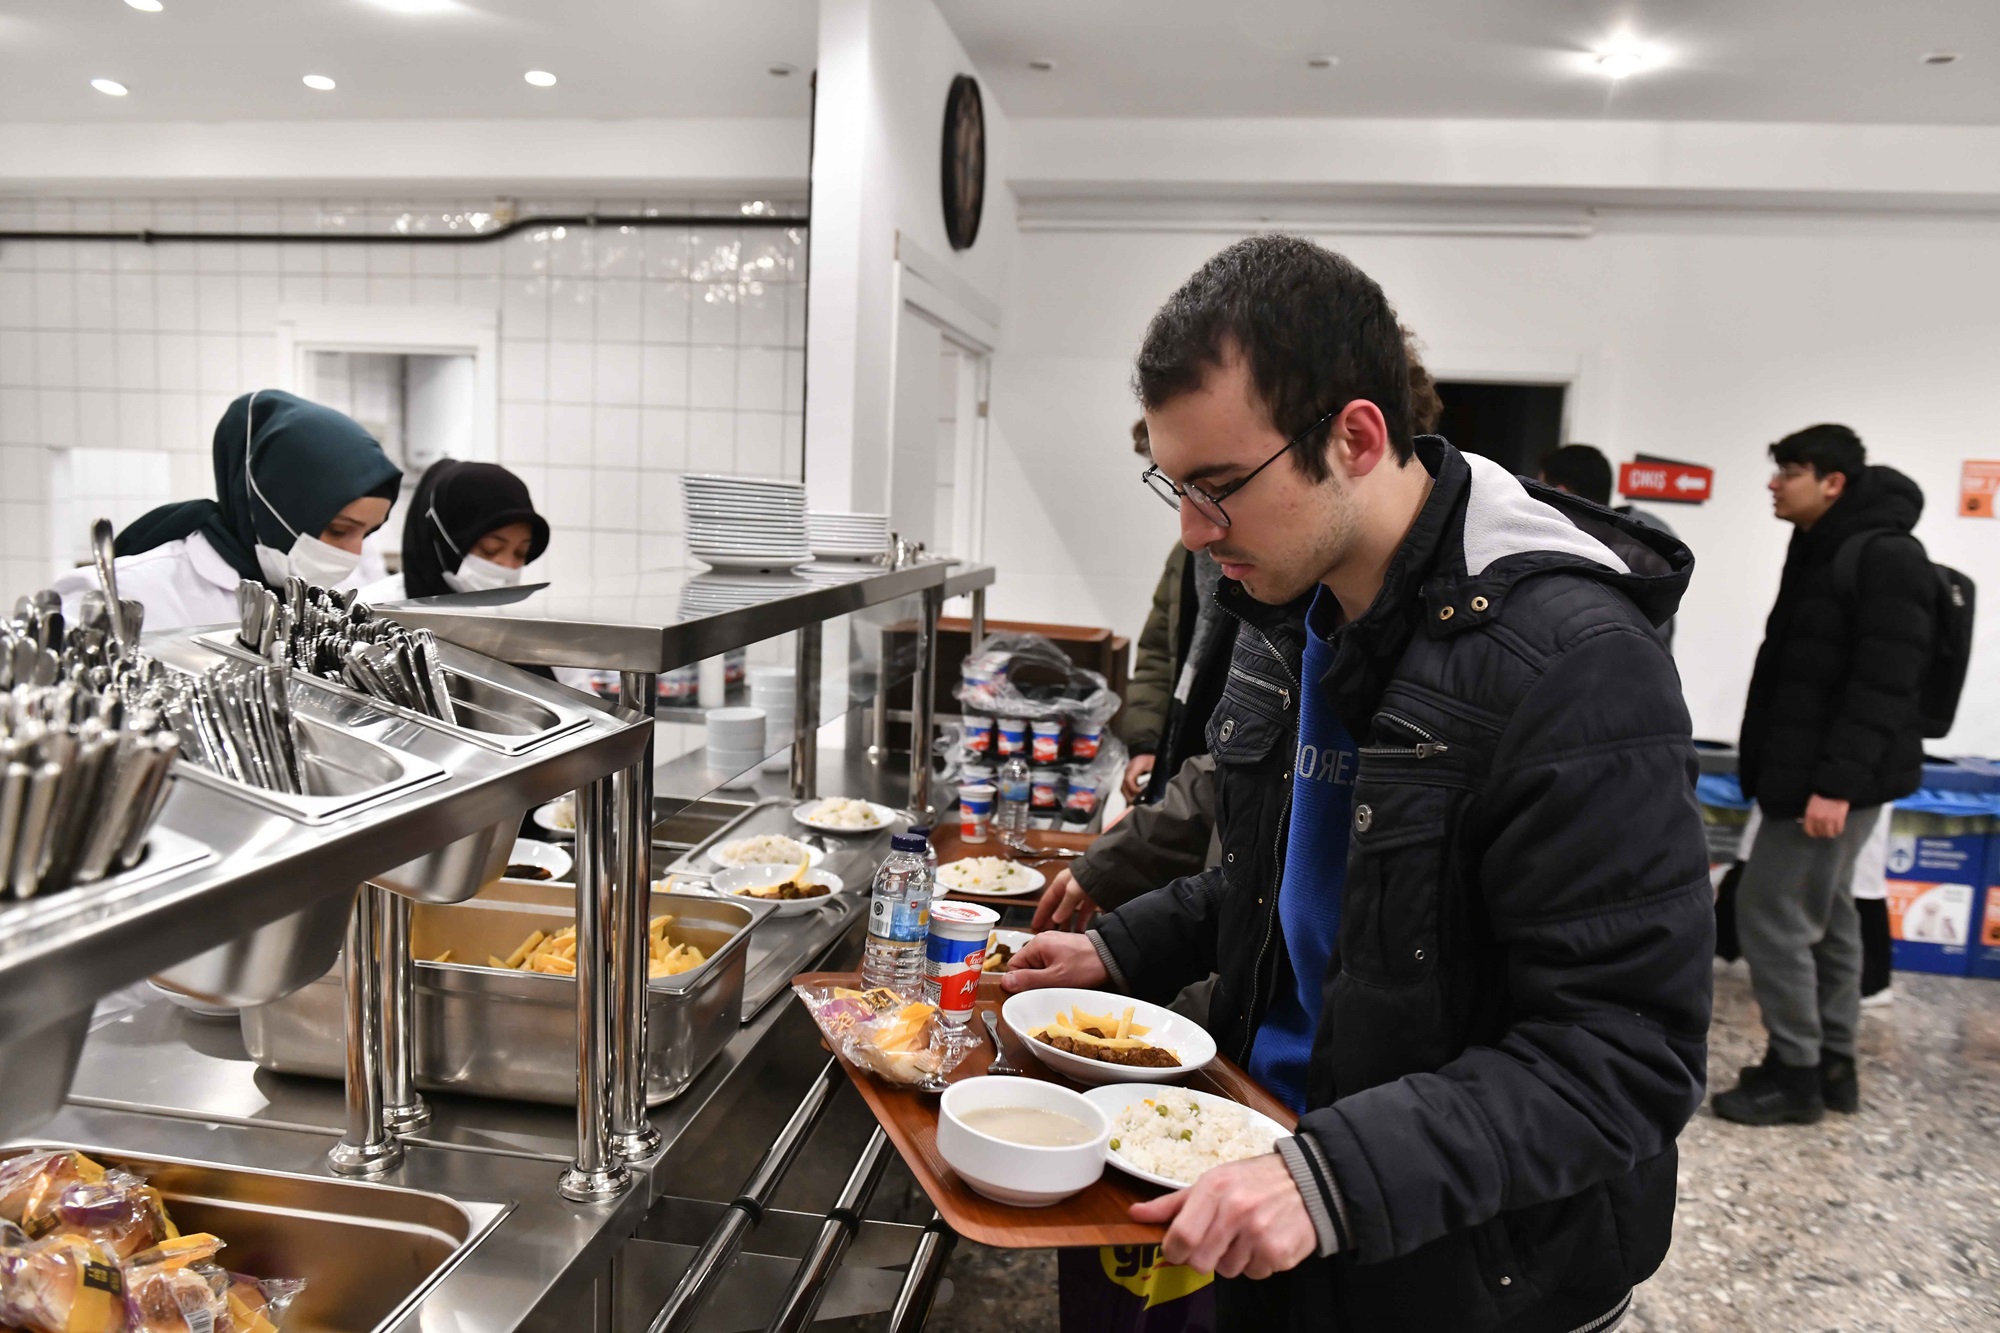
[1108,1092,1280,1185]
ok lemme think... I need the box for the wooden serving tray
[929,824,1096,909]
[794,970,1296,1249]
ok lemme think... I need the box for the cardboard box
[1884,809,1986,976]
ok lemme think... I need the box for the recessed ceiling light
[523,69,557,87]
[1593,43,1662,80]
[1306,55,1339,70]
[91,78,129,97]
[1922,52,1960,65]
[768,63,797,77]
[1027,58,1056,72]
[302,74,337,91]
[363,0,461,13]
[124,0,164,12]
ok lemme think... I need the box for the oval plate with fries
[710,861,848,916]
[1000,987,1217,1087]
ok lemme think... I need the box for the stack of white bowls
[748,666,798,772]
[806,511,890,561]
[704,706,766,788]
[685,475,811,572]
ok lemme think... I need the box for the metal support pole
[611,672,662,1161]
[763,1128,893,1333]
[886,1213,959,1333]
[968,586,986,649]
[329,884,401,1177]
[908,586,944,819]
[378,886,429,1132]
[559,778,632,1202]
[789,622,822,801]
[647,1059,844,1333]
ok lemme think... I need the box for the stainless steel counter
[8,580,977,1332]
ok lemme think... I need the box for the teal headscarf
[116,390,403,584]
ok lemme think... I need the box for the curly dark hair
[1133,234,1414,478]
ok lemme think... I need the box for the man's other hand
[1030,867,1100,934]
[1001,931,1109,992]
[1128,1154,1318,1280]
[1803,794,1851,840]
[1122,753,1157,802]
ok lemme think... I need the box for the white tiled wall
[0,195,807,601]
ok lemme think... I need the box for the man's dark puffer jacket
[1092,439,1714,1333]
[1738,465,1934,820]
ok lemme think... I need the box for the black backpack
[1833,531,1976,738]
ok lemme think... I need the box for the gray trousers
[1737,804,1882,1067]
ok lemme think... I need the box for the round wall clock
[941,74,986,251]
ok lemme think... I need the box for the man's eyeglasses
[1140,409,1337,528]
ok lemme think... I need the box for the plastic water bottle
[996,756,1031,841]
[863,833,934,993]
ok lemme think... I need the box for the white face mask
[442,552,522,594]
[255,534,364,588]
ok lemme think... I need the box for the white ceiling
[0,0,818,122]
[936,0,2000,124]
[0,0,1992,127]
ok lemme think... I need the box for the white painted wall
[985,212,2000,756]
[0,119,809,195]
[804,0,1015,517]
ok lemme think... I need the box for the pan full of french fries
[242,884,772,1106]
[426,912,710,980]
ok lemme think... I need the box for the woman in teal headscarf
[53,390,402,632]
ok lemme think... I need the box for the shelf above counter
[383,559,995,675]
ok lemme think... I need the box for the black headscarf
[115,390,403,584]
[400,459,551,599]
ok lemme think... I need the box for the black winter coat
[1093,440,1714,1333]
[1738,466,1935,820]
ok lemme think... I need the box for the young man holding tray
[1005,235,1712,1333]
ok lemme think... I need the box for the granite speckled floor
[924,965,2000,1332]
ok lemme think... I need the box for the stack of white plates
[806,511,890,561]
[677,574,805,620]
[686,475,811,572]
[748,666,797,772]
[706,706,767,789]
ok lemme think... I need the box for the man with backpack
[1718,423,1963,1125]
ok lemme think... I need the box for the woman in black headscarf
[53,390,402,631]
[361,459,550,602]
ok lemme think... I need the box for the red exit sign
[1619,460,1712,504]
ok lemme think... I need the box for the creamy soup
[959,1105,1095,1147]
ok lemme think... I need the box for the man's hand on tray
[1129,1153,1317,1280]
[998,931,1108,992]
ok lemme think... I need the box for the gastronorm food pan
[240,886,768,1106]
[0,1143,506,1333]
[195,630,590,757]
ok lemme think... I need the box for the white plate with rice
[792,798,900,833]
[1084,1085,1289,1190]
[936,857,1045,897]
[705,833,827,870]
